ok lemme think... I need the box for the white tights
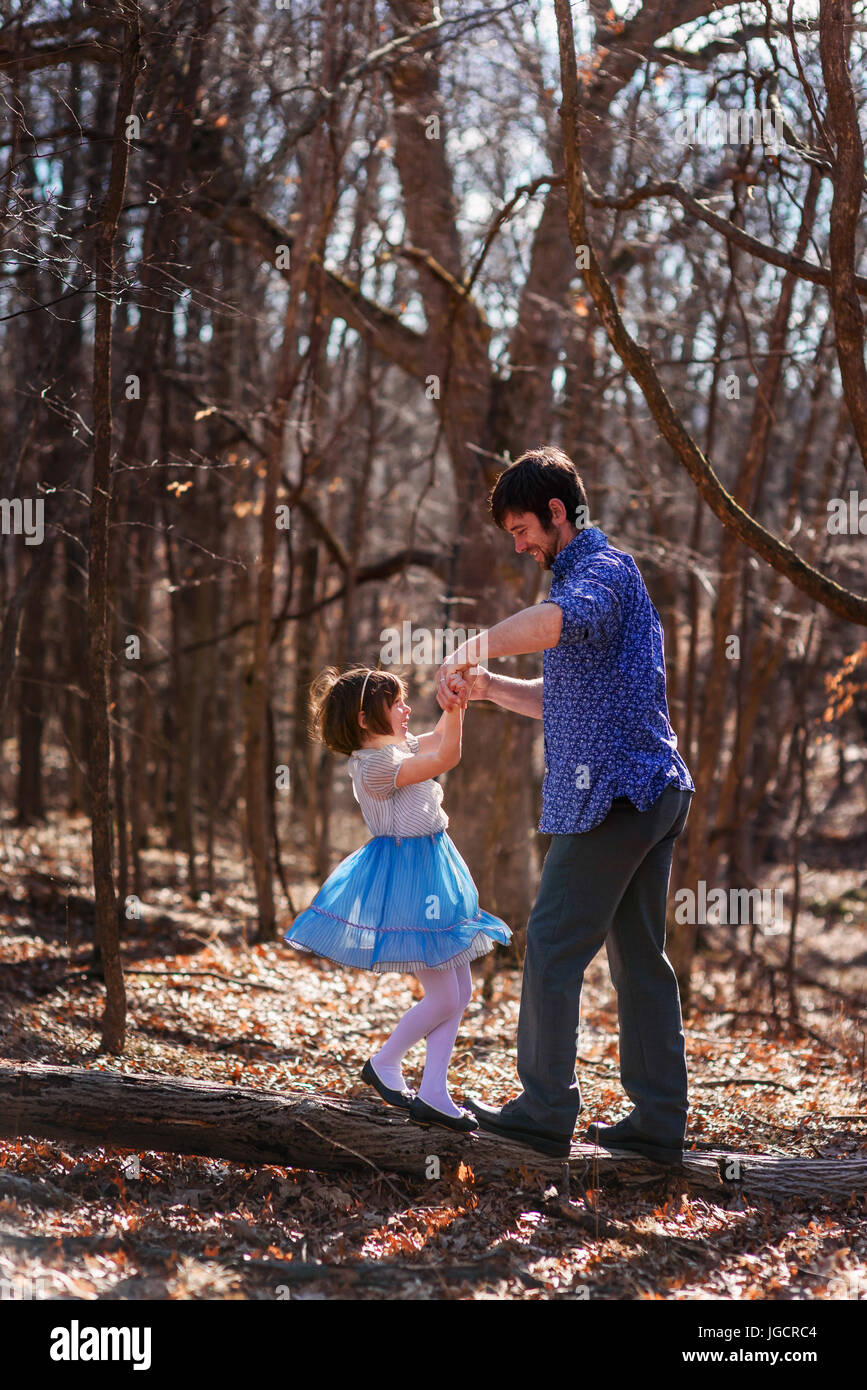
[371,963,473,1117]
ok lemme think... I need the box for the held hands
[436,664,488,711]
[445,670,470,708]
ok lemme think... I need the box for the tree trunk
[291,538,319,846]
[62,534,88,814]
[15,546,51,823]
[110,604,129,911]
[84,6,140,1054]
[128,490,156,902]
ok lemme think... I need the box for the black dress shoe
[466,1099,572,1158]
[361,1059,414,1110]
[408,1097,479,1133]
[584,1120,683,1167]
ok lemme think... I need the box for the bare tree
[85,0,141,1053]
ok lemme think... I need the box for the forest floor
[1,792,866,1302]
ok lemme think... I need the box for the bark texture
[1,1063,865,1203]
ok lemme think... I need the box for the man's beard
[537,526,558,568]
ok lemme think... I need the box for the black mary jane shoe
[361,1059,414,1110]
[408,1097,479,1133]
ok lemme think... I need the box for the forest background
[0,0,865,1303]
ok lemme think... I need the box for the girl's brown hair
[308,666,407,756]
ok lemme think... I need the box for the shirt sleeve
[541,570,622,648]
[358,745,405,799]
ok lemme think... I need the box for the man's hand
[435,603,561,709]
[437,664,490,711]
[463,666,490,701]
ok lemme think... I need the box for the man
[435,445,694,1165]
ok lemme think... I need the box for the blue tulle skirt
[284,830,512,974]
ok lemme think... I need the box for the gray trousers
[504,785,693,1145]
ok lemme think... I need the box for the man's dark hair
[488,445,589,532]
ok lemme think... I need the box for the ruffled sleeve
[357,744,405,799]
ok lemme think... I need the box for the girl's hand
[445,670,469,708]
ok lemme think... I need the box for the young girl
[283,664,512,1133]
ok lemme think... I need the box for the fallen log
[1,1062,865,1204]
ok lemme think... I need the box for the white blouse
[348,731,449,840]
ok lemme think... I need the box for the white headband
[359,669,373,715]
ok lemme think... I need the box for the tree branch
[585,177,867,298]
[188,174,432,380]
[553,0,867,627]
[138,548,452,671]
[819,0,867,466]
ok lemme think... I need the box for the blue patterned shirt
[538,526,693,833]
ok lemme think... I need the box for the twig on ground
[691,1077,799,1094]
[61,968,282,992]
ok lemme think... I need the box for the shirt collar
[551,525,608,579]
[351,737,411,756]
